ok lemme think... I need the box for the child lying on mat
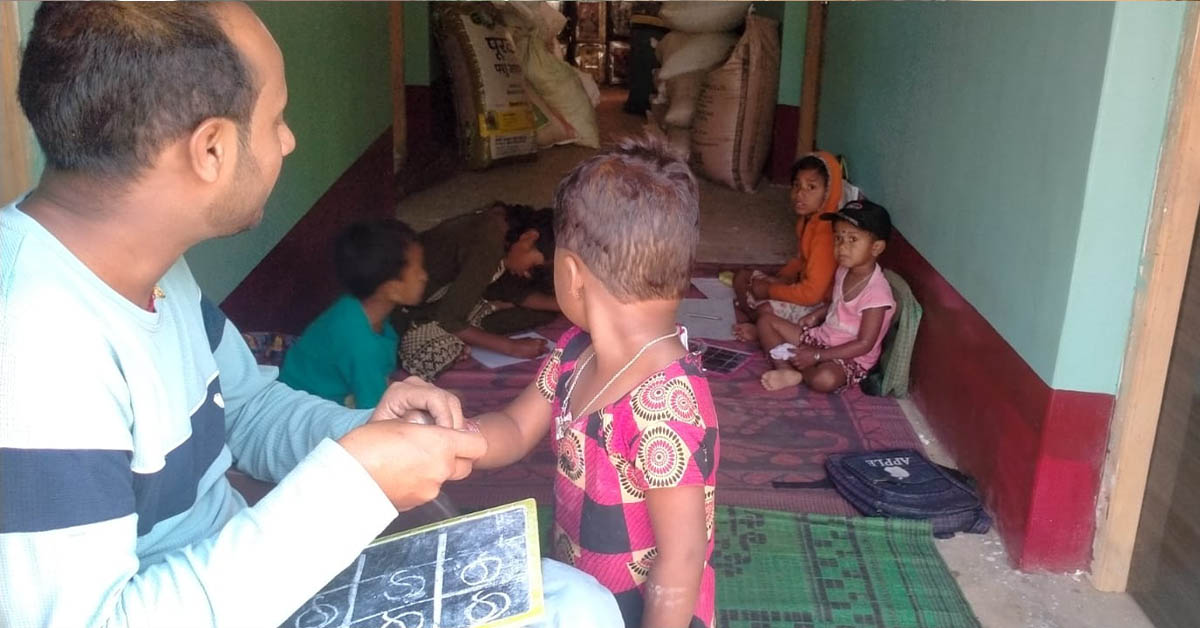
[758,200,896,394]
[391,202,560,381]
[465,136,721,628]
[280,219,428,408]
[732,151,859,340]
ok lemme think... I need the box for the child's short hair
[334,219,419,300]
[790,154,829,186]
[500,202,556,260]
[553,135,699,302]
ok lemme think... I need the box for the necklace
[842,270,872,301]
[555,329,681,439]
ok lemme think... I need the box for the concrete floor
[396,88,1153,628]
[397,89,795,266]
[901,401,1153,628]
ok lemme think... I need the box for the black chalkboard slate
[283,499,543,628]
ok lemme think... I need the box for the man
[0,4,619,626]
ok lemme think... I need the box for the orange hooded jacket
[767,151,843,305]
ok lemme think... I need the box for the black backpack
[825,449,991,538]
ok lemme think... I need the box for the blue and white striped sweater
[0,204,398,627]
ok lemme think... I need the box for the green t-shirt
[280,295,397,408]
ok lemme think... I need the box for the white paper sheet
[676,298,736,340]
[470,331,552,369]
[691,277,736,302]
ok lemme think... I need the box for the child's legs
[757,313,804,368]
[802,362,848,394]
[732,269,755,314]
[400,322,465,381]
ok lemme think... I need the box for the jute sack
[690,14,780,191]
[434,3,537,169]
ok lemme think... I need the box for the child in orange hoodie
[733,151,857,345]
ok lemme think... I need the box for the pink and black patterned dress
[536,326,719,627]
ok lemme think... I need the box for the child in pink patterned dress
[758,200,897,393]
[467,136,719,628]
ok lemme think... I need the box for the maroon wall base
[882,231,1114,571]
[221,130,396,335]
[768,103,800,185]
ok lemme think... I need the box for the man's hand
[338,422,487,511]
[507,337,549,359]
[369,377,465,429]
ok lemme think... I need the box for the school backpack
[825,449,991,538]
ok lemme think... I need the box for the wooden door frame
[389,2,407,172]
[1092,3,1200,592]
[1,1,33,203]
[796,1,826,156]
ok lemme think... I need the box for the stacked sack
[434,2,601,171]
[652,3,780,192]
[433,3,537,170]
[653,2,743,153]
[494,1,600,149]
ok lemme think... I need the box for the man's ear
[520,229,540,246]
[188,117,238,183]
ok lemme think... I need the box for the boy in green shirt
[281,220,428,408]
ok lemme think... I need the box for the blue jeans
[532,559,623,627]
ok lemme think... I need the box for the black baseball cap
[821,199,893,241]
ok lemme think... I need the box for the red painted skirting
[882,231,1114,571]
[221,130,396,335]
[768,103,800,185]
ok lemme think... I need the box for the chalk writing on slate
[283,499,543,628]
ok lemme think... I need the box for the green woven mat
[536,505,978,628]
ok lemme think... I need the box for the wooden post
[389,2,407,172]
[1,1,33,202]
[1091,4,1200,592]
[797,1,826,156]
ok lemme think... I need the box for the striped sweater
[0,204,398,627]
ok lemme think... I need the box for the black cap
[821,199,893,241]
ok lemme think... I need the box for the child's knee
[808,369,843,393]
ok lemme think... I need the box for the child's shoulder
[864,266,897,306]
[623,354,717,429]
[554,326,592,359]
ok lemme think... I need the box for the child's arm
[455,325,549,359]
[643,485,707,628]
[468,381,554,469]
[791,306,888,369]
[766,228,836,305]
[518,291,561,312]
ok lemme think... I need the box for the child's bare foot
[761,369,804,391]
[733,323,758,342]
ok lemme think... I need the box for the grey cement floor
[396,88,1153,628]
[397,89,795,266]
[901,401,1153,628]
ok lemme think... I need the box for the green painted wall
[818,2,1184,394]
[16,1,45,179]
[775,2,807,107]
[1055,2,1184,393]
[404,2,431,86]
[186,2,393,302]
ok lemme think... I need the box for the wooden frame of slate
[283,499,544,628]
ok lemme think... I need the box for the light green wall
[404,2,431,86]
[16,1,45,179]
[1054,2,1184,392]
[186,2,393,302]
[818,2,1183,394]
[775,2,807,107]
